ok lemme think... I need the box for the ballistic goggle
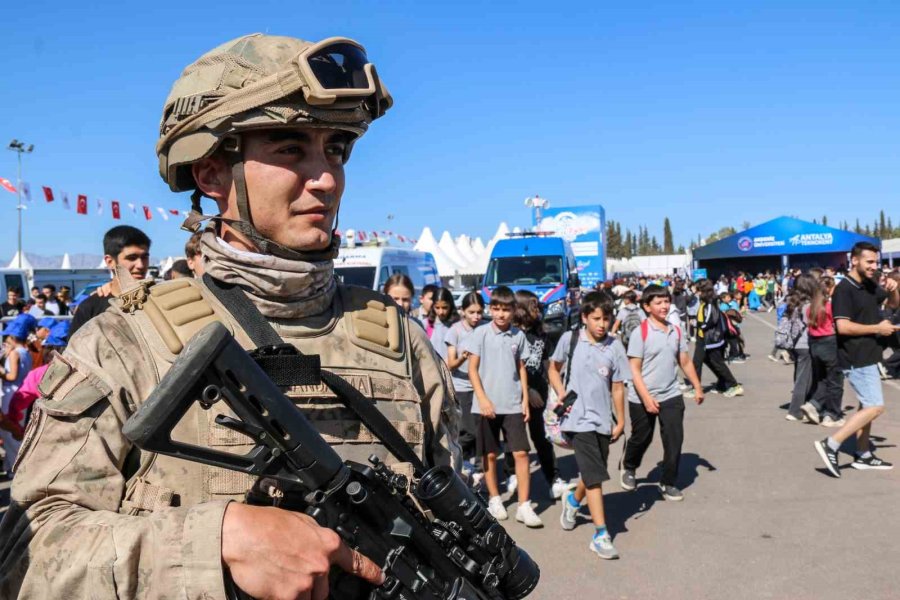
[296,37,390,114]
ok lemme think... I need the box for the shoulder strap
[564,327,580,388]
[640,319,649,342]
[201,274,427,473]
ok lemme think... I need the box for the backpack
[774,309,806,350]
[620,306,643,347]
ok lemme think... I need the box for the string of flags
[2,177,418,244]
[0,178,183,223]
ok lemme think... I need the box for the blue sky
[2,1,899,261]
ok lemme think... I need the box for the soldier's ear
[192,156,231,206]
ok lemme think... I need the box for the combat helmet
[156,33,392,259]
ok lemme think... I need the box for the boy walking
[622,284,704,501]
[466,286,542,526]
[815,242,899,476]
[549,292,627,559]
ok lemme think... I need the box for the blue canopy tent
[692,217,880,277]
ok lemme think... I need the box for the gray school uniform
[444,321,476,392]
[463,323,529,415]
[550,331,628,435]
[626,321,687,404]
[430,319,451,362]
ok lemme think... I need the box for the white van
[335,247,439,303]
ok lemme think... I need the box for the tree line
[607,211,898,259]
[605,217,685,258]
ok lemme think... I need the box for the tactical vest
[114,277,427,513]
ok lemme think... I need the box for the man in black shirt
[70,226,151,337]
[815,242,899,477]
[1,288,25,317]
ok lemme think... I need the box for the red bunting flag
[76,194,88,215]
[111,201,121,220]
[358,231,366,241]
[0,178,16,194]
[42,186,54,202]
[142,205,152,220]
[169,209,180,216]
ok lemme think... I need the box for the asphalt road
[509,311,900,600]
[0,313,897,599]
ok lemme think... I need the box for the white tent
[7,251,33,270]
[883,237,900,267]
[415,227,464,278]
[455,235,478,265]
[60,253,72,270]
[472,237,486,257]
[438,231,471,272]
[97,258,107,269]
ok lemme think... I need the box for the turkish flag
[142,205,152,220]
[0,178,16,194]
[169,209,180,216]
[358,231,366,241]
[42,186,54,202]
[76,194,88,215]
[111,201,121,220]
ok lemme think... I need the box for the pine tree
[623,230,633,258]
[822,215,828,226]
[854,219,862,234]
[651,236,660,254]
[879,210,886,238]
[663,217,674,253]
[677,244,686,254]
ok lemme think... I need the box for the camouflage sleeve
[408,320,460,470]
[0,313,229,600]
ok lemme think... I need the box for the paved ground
[0,314,897,598]
[509,312,900,600]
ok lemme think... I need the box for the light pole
[524,195,550,231]
[8,139,34,269]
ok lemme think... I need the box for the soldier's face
[236,128,348,252]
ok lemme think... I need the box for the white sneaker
[506,474,518,495]
[471,472,484,489]
[821,415,846,428]
[559,491,579,530]
[515,502,544,528]
[551,477,575,500]
[487,496,508,521]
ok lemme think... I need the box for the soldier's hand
[222,503,384,600]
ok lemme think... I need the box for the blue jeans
[843,364,884,408]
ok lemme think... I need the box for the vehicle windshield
[334,266,376,288]
[484,256,564,286]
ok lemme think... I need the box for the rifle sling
[202,274,426,474]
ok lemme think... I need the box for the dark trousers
[457,391,477,462]
[504,394,558,484]
[623,396,685,487]
[808,336,844,419]
[693,338,738,390]
[787,348,813,417]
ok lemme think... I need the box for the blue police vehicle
[481,233,580,337]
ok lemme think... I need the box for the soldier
[0,34,456,599]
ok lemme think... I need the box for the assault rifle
[123,322,539,600]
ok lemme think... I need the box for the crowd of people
[384,241,899,560]
[4,222,899,566]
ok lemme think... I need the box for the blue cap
[44,320,70,347]
[38,317,57,330]
[1,314,34,340]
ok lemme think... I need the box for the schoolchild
[549,292,627,559]
[382,273,416,315]
[428,287,458,361]
[612,290,644,342]
[466,286,541,527]
[622,285,704,502]
[509,290,570,499]
[445,292,486,472]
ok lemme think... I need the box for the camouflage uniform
[0,34,456,599]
